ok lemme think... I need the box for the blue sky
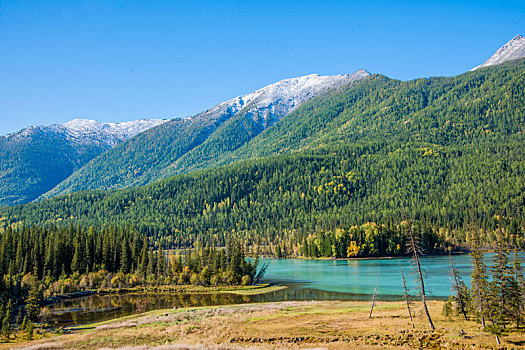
[1,0,524,135]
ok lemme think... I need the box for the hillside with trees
[1,60,524,252]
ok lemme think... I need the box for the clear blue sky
[1,0,524,135]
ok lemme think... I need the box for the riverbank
[8,300,525,349]
[44,283,287,305]
[262,250,471,261]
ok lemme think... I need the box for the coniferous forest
[2,61,525,253]
[0,224,262,337]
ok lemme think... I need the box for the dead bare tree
[402,204,435,330]
[369,272,380,318]
[401,268,415,327]
[449,253,468,320]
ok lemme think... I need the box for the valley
[1,33,525,349]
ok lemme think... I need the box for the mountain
[3,60,525,248]
[42,70,370,198]
[60,118,168,146]
[0,118,166,206]
[472,34,525,70]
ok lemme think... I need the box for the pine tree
[26,321,33,340]
[140,237,149,278]
[71,236,81,273]
[25,276,42,321]
[21,316,27,331]
[489,235,512,328]
[120,238,130,274]
[470,230,489,329]
[1,302,10,338]
[508,250,524,328]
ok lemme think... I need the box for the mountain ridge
[2,35,523,206]
[3,60,524,248]
[0,118,167,206]
[472,34,525,70]
[42,70,370,199]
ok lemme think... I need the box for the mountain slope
[43,71,369,198]
[173,57,525,171]
[0,118,166,206]
[472,34,525,70]
[3,60,525,247]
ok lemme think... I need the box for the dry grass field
[6,300,525,349]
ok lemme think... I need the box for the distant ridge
[0,118,167,206]
[472,35,525,70]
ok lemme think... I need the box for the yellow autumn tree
[347,241,360,257]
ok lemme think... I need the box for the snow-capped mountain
[42,70,371,199]
[1,118,167,206]
[10,118,167,147]
[62,118,168,145]
[188,69,370,129]
[472,35,525,71]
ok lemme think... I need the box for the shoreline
[251,249,471,261]
[10,299,525,349]
[43,283,287,306]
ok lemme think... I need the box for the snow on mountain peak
[471,35,525,71]
[191,69,370,128]
[63,118,167,139]
[5,118,168,147]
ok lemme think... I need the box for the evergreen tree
[470,230,489,329]
[489,235,512,327]
[26,321,33,340]
[508,250,525,328]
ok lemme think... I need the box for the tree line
[0,225,263,338]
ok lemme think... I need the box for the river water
[49,253,523,327]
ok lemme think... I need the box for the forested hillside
[44,72,368,198]
[43,117,221,195]
[2,60,525,251]
[0,129,108,206]
[0,119,165,206]
[213,59,525,166]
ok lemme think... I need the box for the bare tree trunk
[369,273,380,318]
[401,269,415,327]
[404,211,435,330]
[449,254,468,320]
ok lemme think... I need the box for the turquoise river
[49,253,523,327]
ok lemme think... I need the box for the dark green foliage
[489,235,513,326]
[451,230,525,334]
[2,136,524,251]
[0,128,109,206]
[44,109,235,198]
[26,320,33,340]
[0,225,260,328]
[509,251,525,328]
[40,60,525,210]
[2,61,525,252]
[212,60,525,166]
[301,222,444,258]
[470,231,489,329]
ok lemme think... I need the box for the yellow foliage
[347,241,360,257]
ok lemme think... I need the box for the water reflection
[50,253,525,327]
[49,284,439,327]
